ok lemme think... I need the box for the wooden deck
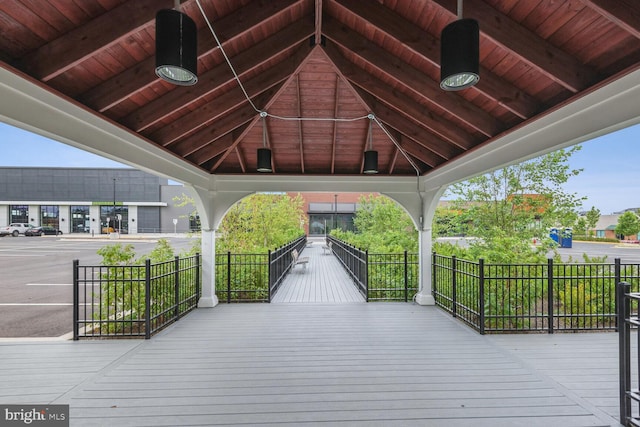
[271,240,365,303]
[0,303,629,426]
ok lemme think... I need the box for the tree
[615,211,640,239]
[442,146,585,262]
[585,206,600,236]
[331,194,417,252]
[217,193,306,252]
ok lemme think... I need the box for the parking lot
[0,234,197,338]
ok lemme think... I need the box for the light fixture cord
[194,0,370,124]
[457,0,463,19]
[195,0,262,113]
[261,112,268,148]
[174,0,180,11]
[368,118,373,150]
[372,116,421,176]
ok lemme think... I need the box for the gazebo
[1,0,639,306]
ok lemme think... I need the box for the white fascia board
[209,174,422,195]
[0,65,210,190]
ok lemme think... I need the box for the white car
[0,223,35,237]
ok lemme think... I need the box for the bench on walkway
[291,249,309,269]
[322,241,332,255]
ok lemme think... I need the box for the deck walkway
[271,239,364,303]
[0,303,628,426]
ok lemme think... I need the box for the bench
[291,249,309,269]
[322,241,332,255]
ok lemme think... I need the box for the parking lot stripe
[25,283,73,286]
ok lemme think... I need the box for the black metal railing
[434,253,640,334]
[73,254,201,339]
[618,281,640,426]
[216,235,306,303]
[327,236,368,299]
[368,252,419,302]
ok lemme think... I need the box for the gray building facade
[0,168,194,235]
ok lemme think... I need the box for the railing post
[404,250,408,302]
[452,256,457,318]
[268,249,272,303]
[618,281,631,425]
[174,256,180,321]
[432,252,437,303]
[73,259,79,341]
[227,251,231,304]
[547,258,554,334]
[196,253,201,306]
[365,250,369,302]
[145,259,151,340]
[479,258,485,335]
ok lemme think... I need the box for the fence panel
[327,236,367,298]
[433,253,640,334]
[73,254,201,339]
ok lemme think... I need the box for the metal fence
[327,236,368,299]
[434,253,640,334]
[618,281,640,427]
[327,236,419,301]
[216,235,307,303]
[73,254,201,339]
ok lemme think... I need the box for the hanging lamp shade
[363,150,378,174]
[155,9,198,86]
[440,18,479,91]
[257,148,272,173]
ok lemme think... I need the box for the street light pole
[334,194,338,231]
[112,178,116,234]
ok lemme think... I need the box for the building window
[40,206,59,228]
[71,206,90,233]
[10,205,28,223]
[596,230,605,238]
[100,206,128,234]
[189,215,201,232]
[308,213,356,235]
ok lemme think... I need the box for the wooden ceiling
[1,0,639,177]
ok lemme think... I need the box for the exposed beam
[583,0,640,39]
[152,44,312,146]
[323,42,479,150]
[123,19,314,132]
[333,0,539,120]
[432,0,598,92]
[20,0,173,81]
[353,88,444,168]
[323,18,503,137]
[295,75,306,174]
[171,86,284,158]
[80,0,304,111]
[210,46,320,172]
[315,0,323,45]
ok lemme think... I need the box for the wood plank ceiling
[1,0,639,176]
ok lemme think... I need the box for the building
[0,168,375,236]
[0,167,196,235]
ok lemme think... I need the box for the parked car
[0,223,35,237]
[25,226,63,236]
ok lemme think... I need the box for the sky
[0,121,638,215]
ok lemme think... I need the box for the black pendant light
[440,0,479,91]
[257,112,273,173]
[363,116,378,174]
[155,2,198,86]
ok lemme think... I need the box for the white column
[415,227,436,305]
[198,228,219,308]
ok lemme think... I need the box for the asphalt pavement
[0,234,197,339]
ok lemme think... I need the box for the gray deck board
[271,242,364,303]
[0,304,626,426]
